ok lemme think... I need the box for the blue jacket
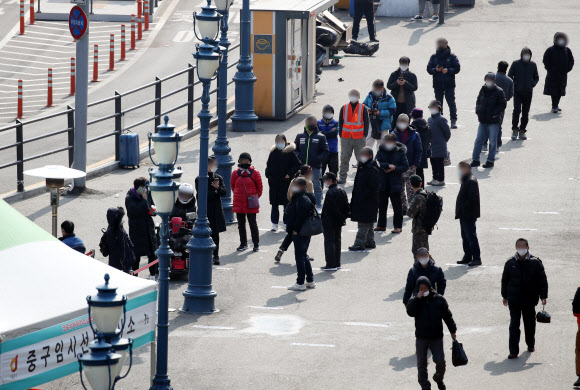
[427,113,451,159]
[294,127,329,169]
[427,46,461,89]
[393,128,423,167]
[60,234,86,254]
[317,119,339,153]
[362,91,397,132]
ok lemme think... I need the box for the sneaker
[305,281,316,289]
[351,163,358,168]
[374,226,386,232]
[457,258,471,264]
[288,283,306,291]
[436,382,446,390]
[307,256,315,262]
[482,144,488,152]
[527,347,535,352]
[518,131,527,140]
[511,131,518,140]
[275,250,284,262]
[426,180,435,185]
[349,245,365,251]
[468,259,482,267]
[270,224,278,232]
[432,180,445,186]
[411,14,424,20]
[237,244,248,251]
[429,15,439,22]
[470,160,480,167]
[552,107,559,113]
[391,228,402,234]
[573,376,580,387]
[557,107,562,112]
[280,223,286,230]
[253,245,260,252]
[321,266,338,271]
[508,354,518,359]
[450,120,457,129]
[365,242,376,249]
[482,161,494,168]
[316,207,322,214]
[213,256,220,265]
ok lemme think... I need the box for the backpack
[421,191,443,235]
[99,228,109,257]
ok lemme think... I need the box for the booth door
[286,19,303,111]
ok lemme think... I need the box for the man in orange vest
[338,89,370,184]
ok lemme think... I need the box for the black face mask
[307,125,318,131]
[239,163,251,169]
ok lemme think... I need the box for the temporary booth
[251,0,338,120]
[0,200,157,389]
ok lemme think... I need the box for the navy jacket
[321,184,350,228]
[495,72,514,102]
[392,128,423,167]
[427,113,450,159]
[475,85,507,124]
[543,45,575,96]
[403,259,447,305]
[60,234,86,254]
[375,142,409,192]
[294,127,329,169]
[412,118,430,169]
[427,46,461,89]
[318,119,339,153]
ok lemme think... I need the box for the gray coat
[495,72,514,101]
[427,113,451,159]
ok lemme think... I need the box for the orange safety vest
[341,103,365,139]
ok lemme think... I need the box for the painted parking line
[291,343,336,348]
[343,322,390,328]
[341,249,371,253]
[192,325,236,330]
[213,266,233,270]
[533,211,560,215]
[248,306,285,310]
[315,267,350,272]
[498,227,538,231]
[271,286,288,289]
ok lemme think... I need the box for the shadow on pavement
[389,353,416,371]
[531,112,560,122]
[499,140,524,153]
[384,287,405,302]
[484,352,541,375]
[266,291,308,307]
[269,263,297,277]
[444,264,470,281]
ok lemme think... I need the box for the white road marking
[315,268,350,272]
[173,30,195,43]
[192,325,236,330]
[343,322,390,328]
[248,306,284,310]
[445,263,491,268]
[533,211,560,215]
[341,249,371,253]
[498,227,538,231]
[213,266,233,270]
[271,286,288,289]
[291,343,336,348]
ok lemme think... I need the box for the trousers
[354,222,375,247]
[352,0,375,40]
[378,190,403,229]
[508,303,536,355]
[323,226,342,268]
[551,93,562,108]
[430,157,445,182]
[322,152,339,176]
[292,234,313,285]
[512,91,533,132]
[401,166,417,212]
[412,232,429,256]
[472,123,499,163]
[211,230,220,259]
[133,253,158,276]
[237,213,259,246]
[459,218,480,262]
[339,137,366,181]
[416,337,446,390]
[576,327,580,376]
[419,0,440,15]
[416,167,425,188]
[434,86,457,121]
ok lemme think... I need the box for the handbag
[536,305,551,323]
[443,151,451,166]
[451,339,468,367]
[241,170,260,209]
[299,205,323,237]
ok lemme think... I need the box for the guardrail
[0,43,240,193]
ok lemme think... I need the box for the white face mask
[349,95,359,103]
[385,143,396,151]
[485,81,494,88]
[517,248,528,257]
[276,142,286,150]
[457,170,463,178]
[178,197,190,204]
[210,165,218,173]
[359,156,369,164]
[557,39,566,46]
[291,186,300,194]
[418,257,429,266]
[324,182,331,188]
[422,290,430,297]
[400,65,408,72]
[323,113,333,120]
[396,122,407,130]
[429,108,439,115]
[522,54,531,62]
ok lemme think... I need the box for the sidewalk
[36,0,158,22]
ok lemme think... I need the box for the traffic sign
[69,6,88,40]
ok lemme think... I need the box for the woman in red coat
[231,152,263,251]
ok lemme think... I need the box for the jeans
[352,0,375,40]
[280,232,292,251]
[430,157,445,182]
[339,137,366,181]
[271,204,288,225]
[484,111,505,148]
[312,167,323,209]
[472,122,499,163]
[323,226,342,268]
[416,337,446,390]
[354,222,374,247]
[378,190,403,229]
[237,213,259,246]
[322,152,339,176]
[459,218,480,262]
[508,303,536,355]
[292,234,313,285]
[512,91,533,132]
[434,86,457,121]
[551,93,562,108]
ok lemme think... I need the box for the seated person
[59,220,86,254]
[172,183,197,223]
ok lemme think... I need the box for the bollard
[137,0,142,18]
[19,0,25,35]
[108,34,115,71]
[47,68,53,107]
[70,57,76,95]
[92,44,99,82]
[17,80,23,119]
[120,25,126,60]
[29,0,35,25]
[144,1,149,31]
[131,15,136,50]
[137,16,142,40]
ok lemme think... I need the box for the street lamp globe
[149,116,181,166]
[194,41,221,81]
[214,0,233,12]
[87,274,127,336]
[78,334,121,390]
[109,336,133,380]
[194,0,221,41]
[147,169,178,215]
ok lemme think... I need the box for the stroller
[155,216,193,279]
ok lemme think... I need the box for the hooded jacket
[475,84,507,124]
[427,46,461,89]
[350,159,381,223]
[406,276,457,339]
[294,127,329,169]
[285,191,316,234]
[508,48,539,93]
[427,113,450,159]
[195,172,227,234]
[362,89,397,133]
[403,259,447,305]
[412,118,430,169]
[125,188,157,258]
[265,143,302,206]
[495,72,514,102]
[103,207,136,273]
[321,184,350,229]
[543,32,575,96]
[501,253,548,306]
[375,142,409,192]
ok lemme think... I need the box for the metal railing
[0,43,240,193]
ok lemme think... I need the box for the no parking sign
[69,6,88,40]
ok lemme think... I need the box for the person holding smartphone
[388,56,418,130]
[427,38,461,129]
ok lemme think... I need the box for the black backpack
[421,191,443,235]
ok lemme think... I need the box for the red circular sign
[69,6,88,40]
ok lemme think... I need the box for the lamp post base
[150,378,173,390]
[230,113,258,132]
[182,236,217,314]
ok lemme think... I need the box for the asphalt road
[9,0,580,389]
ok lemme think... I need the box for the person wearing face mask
[392,114,423,212]
[501,238,548,359]
[387,57,418,130]
[543,32,575,113]
[455,161,481,267]
[231,152,263,252]
[406,276,457,390]
[338,89,369,184]
[125,176,158,280]
[410,108,431,188]
[348,147,380,251]
[285,178,317,291]
[471,72,507,169]
[403,248,446,306]
[481,61,513,153]
[427,38,461,129]
[426,100,450,186]
[266,134,301,232]
[196,156,227,265]
[294,116,329,211]
[374,133,408,233]
[362,79,396,149]
[321,172,349,270]
[171,183,197,222]
[508,47,539,139]
[318,105,339,176]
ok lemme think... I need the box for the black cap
[323,104,334,114]
[238,152,252,163]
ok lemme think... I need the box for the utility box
[251,0,338,120]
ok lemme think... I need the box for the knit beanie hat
[411,108,423,119]
[238,152,252,163]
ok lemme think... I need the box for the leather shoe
[457,258,471,264]
[468,259,482,267]
[374,226,386,232]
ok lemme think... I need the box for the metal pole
[50,188,59,237]
[72,3,89,187]
[181,81,217,314]
[438,0,444,24]
[230,0,257,132]
[213,9,235,224]
[150,212,173,390]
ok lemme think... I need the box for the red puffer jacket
[231,167,263,214]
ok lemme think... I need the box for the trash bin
[251,0,338,120]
